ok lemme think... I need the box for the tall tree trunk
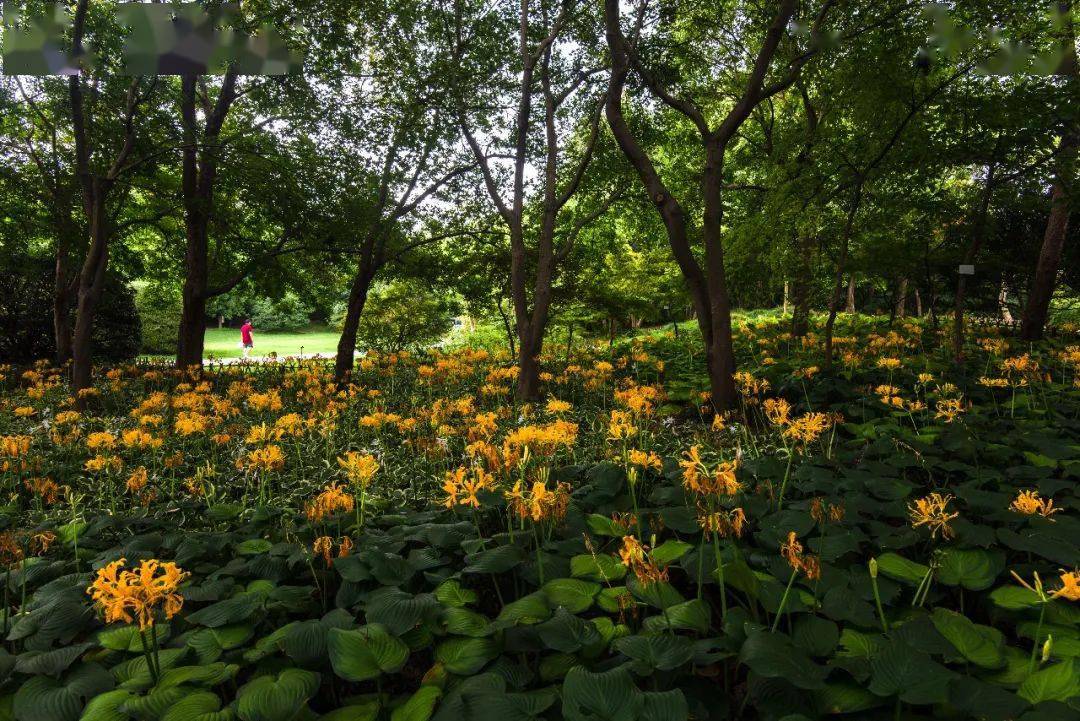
[1020,7,1076,341]
[71,191,109,395]
[914,288,923,317]
[823,184,862,369]
[176,72,237,367]
[790,236,813,337]
[782,280,790,314]
[845,273,856,313]
[334,262,374,385]
[953,160,997,361]
[895,276,908,319]
[52,244,74,365]
[701,141,738,409]
[1020,180,1072,340]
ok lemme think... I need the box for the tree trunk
[782,280,790,314]
[845,273,856,313]
[176,72,237,368]
[334,263,374,385]
[790,236,813,337]
[914,288,923,317]
[823,185,862,369]
[1020,181,1071,340]
[1021,9,1076,341]
[895,276,908,319]
[953,160,997,361]
[53,252,74,365]
[71,192,109,395]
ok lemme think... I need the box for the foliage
[348,280,461,353]
[0,255,141,362]
[135,281,182,355]
[1,314,1079,720]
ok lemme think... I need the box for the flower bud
[868,557,879,579]
[1042,635,1053,663]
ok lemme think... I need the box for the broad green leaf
[434,637,498,675]
[930,608,1004,669]
[874,553,929,586]
[542,578,599,614]
[562,666,642,721]
[389,686,441,721]
[1018,659,1080,704]
[328,626,409,682]
[236,668,319,721]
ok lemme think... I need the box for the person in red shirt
[240,319,254,359]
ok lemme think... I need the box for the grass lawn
[200,325,342,360]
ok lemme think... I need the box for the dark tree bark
[175,71,239,368]
[68,0,153,396]
[459,0,609,401]
[953,159,997,361]
[822,184,862,369]
[845,273,857,313]
[1020,3,1077,341]
[895,276,908,319]
[604,0,830,410]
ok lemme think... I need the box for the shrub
[135,281,183,354]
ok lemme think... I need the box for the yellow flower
[908,492,958,539]
[617,535,668,585]
[86,431,117,450]
[877,357,902,370]
[763,398,791,426]
[779,530,819,579]
[122,428,162,449]
[14,406,35,417]
[337,452,379,489]
[1009,489,1060,519]
[306,483,355,523]
[934,397,965,423]
[545,398,572,414]
[1052,570,1080,601]
[87,558,189,630]
[782,413,831,445]
[85,454,123,473]
[244,445,285,472]
[126,467,149,493]
[627,449,662,472]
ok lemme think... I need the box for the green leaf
[235,539,273,555]
[441,608,493,638]
[562,666,642,721]
[874,553,929,586]
[868,639,955,704]
[434,637,498,675]
[389,686,441,721]
[738,630,829,690]
[613,635,694,672]
[78,689,133,721]
[14,643,93,676]
[328,625,409,682]
[535,608,601,654]
[496,592,551,625]
[542,578,599,614]
[930,608,1004,669]
[156,662,239,689]
[160,691,226,721]
[434,580,476,608]
[812,682,882,715]
[319,701,380,721]
[989,586,1042,610]
[650,540,692,565]
[585,514,628,537]
[1018,659,1080,704]
[463,546,525,574]
[12,663,113,721]
[236,668,319,721]
[640,689,688,721]
[935,548,1003,590]
[642,599,710,634]
[569,554,626,582]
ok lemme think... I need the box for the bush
[249,292,314,331]
[135,281,183,354]
[346,280,460,353]
[0,256,141,362]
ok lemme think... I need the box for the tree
[604,0,838,410]
[453,0,616,400]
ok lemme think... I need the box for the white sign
[958,264,975,275]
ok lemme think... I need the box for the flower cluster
[87,558,189,630]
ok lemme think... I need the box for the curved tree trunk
[71,192,110,396]
[334,263,374,385]
[1020,181,1072,340]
